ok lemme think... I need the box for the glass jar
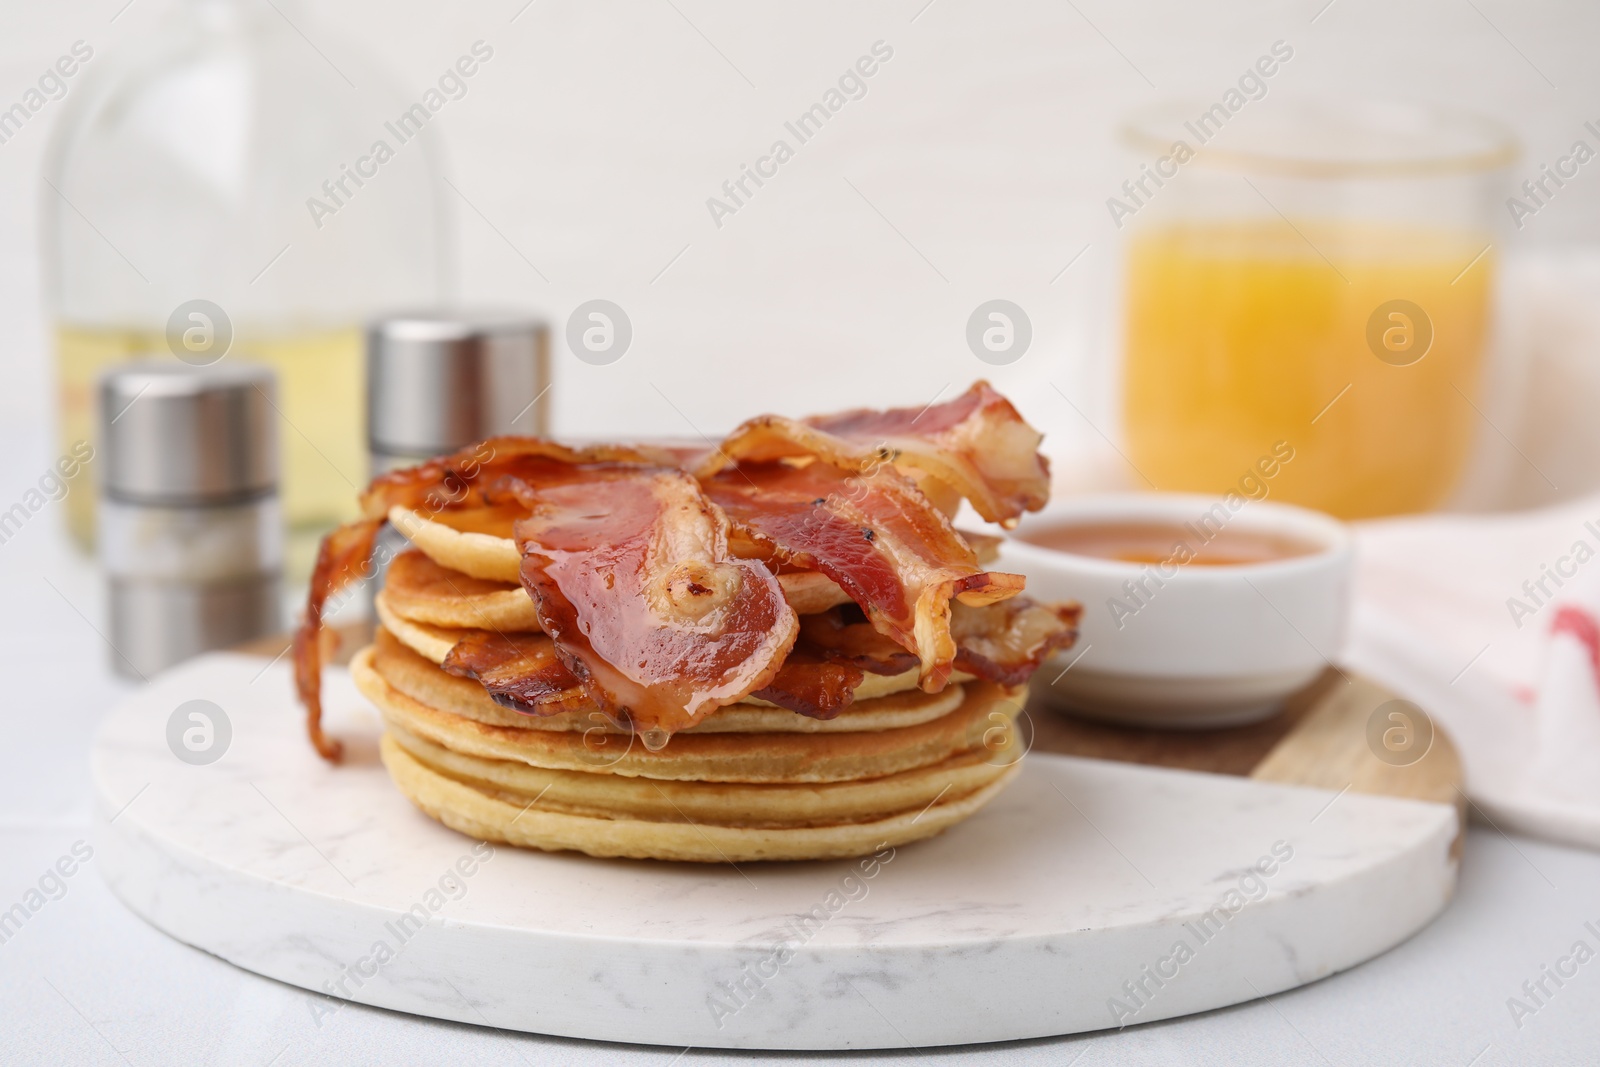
[1116,97,1516,519]
[43,0,449,573]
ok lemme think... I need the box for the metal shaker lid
[99,361,278,504]
[367,309,549,457]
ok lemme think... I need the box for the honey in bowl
[1023,521,1322,567]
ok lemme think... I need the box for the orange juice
[1121,220,1493,518]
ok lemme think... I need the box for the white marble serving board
[91,653,1460,1050]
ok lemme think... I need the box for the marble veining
[91,653,1460,1049]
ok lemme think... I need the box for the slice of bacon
[703,460,1023,692]
[797,607,920,676]
[951,597,1083,686]
[751,645,865,720]
[294,517,382,761]
[295,438,666,762]
[359,437,674,523]
[510,467,799,743]
[752,599,1080,719]
[440,630,590,716]
[700,381,1049,527]
[748,608,910,719]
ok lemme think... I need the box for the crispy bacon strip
[797,607,920,676]
[360,437,672,519]
[704,460,1023,692]
[748,607,913,719]
[753,599,1080,719]
[751,646,865,720]
[700,381,1050,527]
[511,468,799,743]
[294,517,382,761]
[951,598,1082,686]
[294,438,665,761]
[440,631,590,715]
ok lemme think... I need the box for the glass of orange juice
[1117,99,1516,518]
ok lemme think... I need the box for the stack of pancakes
[352,506,1028,863]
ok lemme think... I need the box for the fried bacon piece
[440,631,590,715]
[295,438,665,761]
[699,381,1050,527]
[359,437,672,519]
[751,645,865,720]
[704,460,1023,692]
[796,604,920,676]
[294,517,382,761]
[951,598,1082,687]
[510,468,799,744]
[752,601,1080,719]
[748,609,914,719]
[748,606,917,720]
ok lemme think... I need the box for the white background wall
[2,0,1598,484]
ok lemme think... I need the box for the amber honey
[1023,520,1320,567]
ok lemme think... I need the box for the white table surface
[3,426,1600,1066]
[6,3,1600,1060]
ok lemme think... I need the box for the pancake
[369,626,968,735]
[372,593,952,706]
[375,593,487,664]
[303,386,1067,864]
[352,645,1025,784]
[388,722,1018,828]
[379,549,542,632]
[381,731,1021,862]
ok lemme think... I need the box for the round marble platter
[91,652,1460,1050]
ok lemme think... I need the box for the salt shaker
[367,309,549,474]
[99,362,283,678]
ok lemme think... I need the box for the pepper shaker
[362,311,548,608]
[367,309,549,474]
[99,362,283,678]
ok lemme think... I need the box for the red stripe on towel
[1551,606,1600,690]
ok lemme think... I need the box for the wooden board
[1027,667,1465,851]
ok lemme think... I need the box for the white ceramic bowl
[998,493,1353,728]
